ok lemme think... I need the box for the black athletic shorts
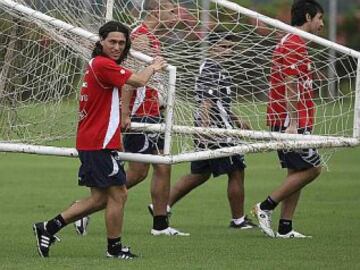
[191,154,246,178]
[271,126,321,170]
[124,116,164,154]
[78,150,126,188]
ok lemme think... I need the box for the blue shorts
[78,150,126,188]
[124,116,164,154]
[191,155,246,178]
[271,126,321,170]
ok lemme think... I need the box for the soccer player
[73,0,189,237]
[252,0,324,238]
[168,32,257,230]
[32,21,167,258]
[123,0,189,236]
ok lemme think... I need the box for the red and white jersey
[130,23,161,117]
[267,34,315,129]
[76,55,132,150]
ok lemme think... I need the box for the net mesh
[0,0,359,165]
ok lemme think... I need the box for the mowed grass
[0,148,359,270]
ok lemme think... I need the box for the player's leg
[270,167,321,203]
[227,169,256,229]
[149,170,205,236]
[150,162,171,217]
[74,152,145,236]
[33,187,107,257]
[272,167,321,238]
[227,169,245,219]
[253,139,321,238]
[123,129,152,189]
[169,170,211,207]
[62,188,107,223]
[102,151,137,259]
[149,147,190,236]
[104,185,136,258]
[33,150,117,257]
[211,155,256,229]
[126,161,150,188]
[105,186,127,239]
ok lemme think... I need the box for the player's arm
[199,99,212,127]
[121,84,134,131]
[126,56,167,87]
[284,75,299,134]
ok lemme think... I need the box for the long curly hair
[92,21,131,64]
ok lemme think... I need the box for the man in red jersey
[123,0,189,236]
[32,21,167,259]
[252,0,324,238]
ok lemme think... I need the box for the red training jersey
[76,56,132,150]
[267,33,315,129]
[130,23,161,117]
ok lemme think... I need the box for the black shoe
[74,216,90,236]
[33,222,60,257]
[106,245,138,260]
[229,216,258,229]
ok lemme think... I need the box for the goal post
[1,0,360,165]
[353,58,360,138]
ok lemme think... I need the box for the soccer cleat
[147,203,172,218]
[229,216,258,229]
[74,216,90,236]
[151,227,190,236]
[106,245,138,260]
[251,203,275,238]
[276,230,312,239]
[33,222,60,258]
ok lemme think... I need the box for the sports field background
[0,147,359,270]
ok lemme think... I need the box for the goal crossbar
[130,123,357,142]
[0,136,357,164]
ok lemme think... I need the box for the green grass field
[0,148,359,270]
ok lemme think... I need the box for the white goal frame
[0,0,359,164]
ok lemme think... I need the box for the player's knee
[106,186,128,206]
[127,170,148,184]
[153,164,171,177]
[306,166,321,183]
[313,166,322,178]
[91,195,107,210]
[115,187,128,203]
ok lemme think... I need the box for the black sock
[260,196,278,211]
[153,215,168,230]
[107,237,121,253]
[46,214,66,235]
[278,219,292,235]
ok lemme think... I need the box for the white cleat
[276,230,312,239]
[252,203,275,238]
[151,227,190,236]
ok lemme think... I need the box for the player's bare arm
[127,56,167,87]
[199,99,212,128]
[121,84,134,131]
[284,75,299,134]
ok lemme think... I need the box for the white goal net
[0,0,359,165]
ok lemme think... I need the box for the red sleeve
[93,57,133,89]
[281,38,306,77]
